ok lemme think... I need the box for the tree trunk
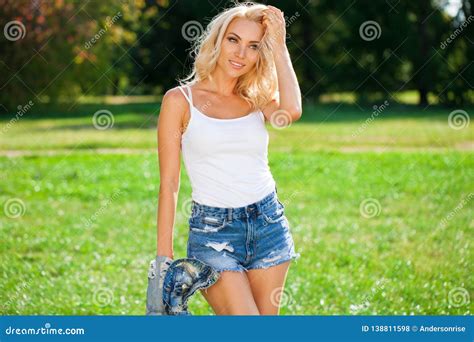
[417,3,429,107]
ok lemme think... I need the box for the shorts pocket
[262,199,286,224]
[189,213,229,233]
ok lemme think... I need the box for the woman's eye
[227,37,258,50]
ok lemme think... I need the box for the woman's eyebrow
[228,32,260,44]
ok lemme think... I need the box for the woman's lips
[229,60,245,69]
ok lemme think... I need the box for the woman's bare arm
[261,5,302,123]
[156,87,187,259]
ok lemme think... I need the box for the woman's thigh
[247,260,291,315]
[200,270,260,315]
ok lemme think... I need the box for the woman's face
[217,17,264,78]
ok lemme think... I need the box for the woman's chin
[228,66,249,77]
[222,69,242,78]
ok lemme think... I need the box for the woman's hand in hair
[261,5,286,50]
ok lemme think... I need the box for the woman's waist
[190,184,278,217]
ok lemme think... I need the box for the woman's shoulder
[163,85,190,105]
[160,85,190,117]
[164,84,187,98]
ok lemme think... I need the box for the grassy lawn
[1,102,472,152]
[0,101,472,315]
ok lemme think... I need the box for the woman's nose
[236,45,246,59]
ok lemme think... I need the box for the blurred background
[1,0,473,108]
[0,0,472,315]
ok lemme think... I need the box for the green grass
[0,101,472,315]
[1,102,472,151]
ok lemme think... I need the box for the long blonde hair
[179,1,278,110]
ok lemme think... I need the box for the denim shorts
[186,187,300,272]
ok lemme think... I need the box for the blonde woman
[156,2,302,315]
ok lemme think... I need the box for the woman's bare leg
[200,270,260,315]
[246,261,291,315]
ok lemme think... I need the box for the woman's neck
[204,68,238,97]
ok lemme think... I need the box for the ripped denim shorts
[186,187,300,273]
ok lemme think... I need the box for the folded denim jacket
[146,256,220,315]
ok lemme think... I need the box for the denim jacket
[146,256,220,315]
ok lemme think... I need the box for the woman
[156,2,302,315]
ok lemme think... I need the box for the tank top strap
[186,85,193,104]
[178,85,193,107]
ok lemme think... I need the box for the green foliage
[0,0,472,113]
[0,0,142,110]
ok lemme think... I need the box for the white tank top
[178,85,276,208]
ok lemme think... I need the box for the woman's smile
[229,60,246,69]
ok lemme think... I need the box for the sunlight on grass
[0,101,472,315]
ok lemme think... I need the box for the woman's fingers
[263,9,283,25]
[266,5,283,18]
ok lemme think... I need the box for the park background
[0,0,472,315]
